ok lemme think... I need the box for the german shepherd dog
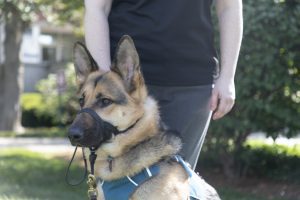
[68,35,220,200]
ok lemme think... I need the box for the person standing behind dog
[84,0,243,170]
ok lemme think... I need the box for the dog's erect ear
[111,35,145,95]
[73,42,99,87]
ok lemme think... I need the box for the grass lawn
[0,149,86,200]
[0,149,284,200]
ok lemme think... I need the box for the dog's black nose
[68,127,84,142]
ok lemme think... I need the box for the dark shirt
[109,0,218,86]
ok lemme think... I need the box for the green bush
[239,144,300,184]
[205,0,300,178]
[21,93,57,127]
[21,63,79,128]
[36,63,79,126]
[246,140,300,157]
[200,141,300,184]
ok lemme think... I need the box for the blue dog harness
[101,155,202,200]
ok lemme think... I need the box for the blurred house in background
[20,21,76,92]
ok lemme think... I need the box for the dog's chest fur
[95,130,182,181]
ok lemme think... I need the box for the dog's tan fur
[72,36,220,200]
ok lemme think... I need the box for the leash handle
[65,146,88,186]
[65,147,98,199]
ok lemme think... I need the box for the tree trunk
[0,4,24,131]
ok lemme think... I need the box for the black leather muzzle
[68,108,118,149]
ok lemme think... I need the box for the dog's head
[68,36,147,149]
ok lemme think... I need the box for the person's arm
[84,0,113,71]
[210,0,243,120]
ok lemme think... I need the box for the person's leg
[147,85,212,170]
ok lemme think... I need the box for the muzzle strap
[78,108,102,135]
[78,108,119,137]
[78,108,102,124]
[78,107,142,137]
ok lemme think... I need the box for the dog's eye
[101,98,113,107]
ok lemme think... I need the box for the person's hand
[210,77,235,120]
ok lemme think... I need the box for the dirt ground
[200,168,300,200]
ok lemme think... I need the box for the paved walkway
[0,137,74,155]
[1,133,299,155]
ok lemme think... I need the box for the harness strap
[101,165,160,200]
[102,166,153,188]
[145,167,152,177]
[101,155,206,200]
[172,155,193,177]
[126,176,139,186]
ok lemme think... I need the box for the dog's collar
[117,117,142,134]
[105,117,142,172]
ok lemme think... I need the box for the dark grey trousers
[147,84,213,170]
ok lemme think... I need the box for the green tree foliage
[0,0,83,131]
[35,64,79,125]
[206,0,300,177]
[20,64,78,127]
[0,0,83,26]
